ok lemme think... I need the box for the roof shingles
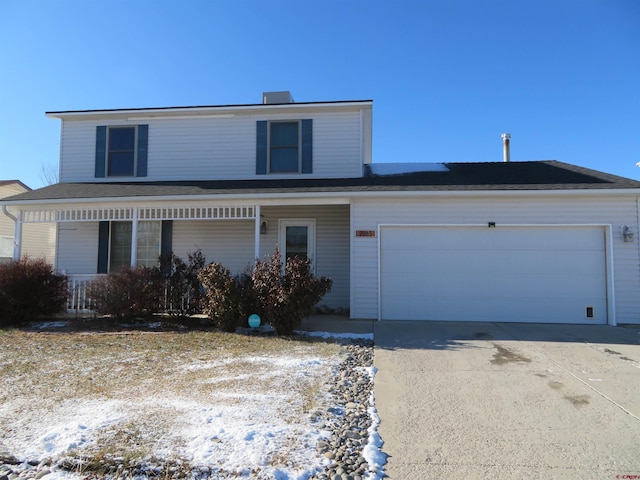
[3,161,639,204]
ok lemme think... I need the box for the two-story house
[2,91,640,325]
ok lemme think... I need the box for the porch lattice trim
[20,205,257,223]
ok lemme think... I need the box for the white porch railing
[66,274,102,314]
[65,273,202,315]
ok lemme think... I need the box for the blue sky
[1,0,638,189]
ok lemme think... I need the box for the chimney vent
[262,91,294,104]
[502,133,511,162]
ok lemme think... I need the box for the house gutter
[1,204,17,222]
[2,187,640,208]
[46,101,373,120]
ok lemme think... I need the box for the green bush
[0,258,67,326]
[252,249,333,335]
[88,266,164,319]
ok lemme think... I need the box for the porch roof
[3,161,640,204]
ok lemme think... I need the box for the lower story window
[110,221,161,271]
[136,221,162,267]
[0,236,13,261]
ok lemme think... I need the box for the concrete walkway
[373,321,640,479]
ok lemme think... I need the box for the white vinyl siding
[172,220,256,275]
[259,205,350,311]
[147,205,350,310]
[21,223,56,264]
[1,184,56,264]
[351,195,640,324]
[56,222,100,274]
[58,111,364,182]
[42,200,350,310]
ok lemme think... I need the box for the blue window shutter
[301,119,312,174]
[160,220,173,274]
[95,126,107,178]
[136,124,148,177]
[97,221,110,273]
[256,121,268,174]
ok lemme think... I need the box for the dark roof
[2,161,639,203]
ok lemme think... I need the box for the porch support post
[13,210,22,262]
[254,205,261,261]
[130,207,139,267]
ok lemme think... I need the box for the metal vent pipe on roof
[502,133,511,162]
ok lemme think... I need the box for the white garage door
[380,226,608,324]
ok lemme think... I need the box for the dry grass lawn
[0,324,344,477]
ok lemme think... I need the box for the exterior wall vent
[585,306,595,319]
[262,91,294,104]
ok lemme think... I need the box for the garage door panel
[385,271,606,298]
[380,226,608,324]
[383,251,604,277]
[382,292,606,323]
[382,226,604,251]
[382,252,605,278]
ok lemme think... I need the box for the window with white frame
[136,221,162,267]
[109,221,132,271]
[109,221,161,271]
[0,236,13,261]
[256,119,312,175]
[107,126,137,176]
[270,121,300,173]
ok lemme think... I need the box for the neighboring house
[0,180,55,264]
[1,91,639,325]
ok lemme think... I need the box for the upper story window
[107,127,136,176]
[270,122,299,173]
[95,124,148,178]
[256,119,312,175]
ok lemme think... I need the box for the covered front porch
[8,199,351,314]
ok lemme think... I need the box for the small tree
[0,258,67,326]
[252,249,332,335]
[88,266,164,319]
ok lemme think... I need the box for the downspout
[2,205,22,261]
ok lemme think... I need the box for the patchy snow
[34,321,68,329]
[3,400,126,463]
[1,343,386,479]
[295,330,374,341]
[362,366,387,478]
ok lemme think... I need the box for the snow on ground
[295,330,374,341]
[362,366,386,478]
[1,330,385,479]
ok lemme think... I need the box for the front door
[278,219,316,267]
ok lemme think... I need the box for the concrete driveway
[373,321,640,479]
